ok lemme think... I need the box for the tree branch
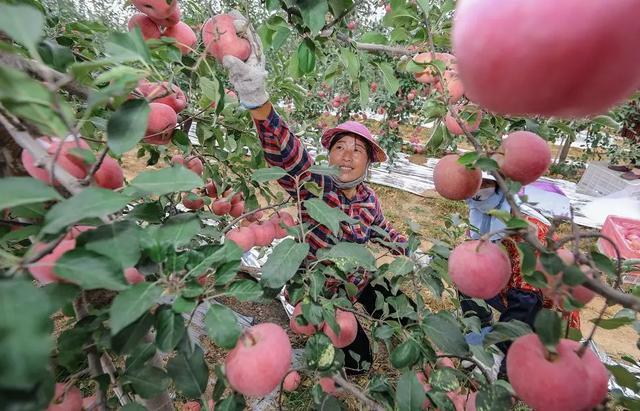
[0,112,83,194]
[73,298,107,411]
[332,374,385,411]
[336,33,415,56]
[0,50,91,100]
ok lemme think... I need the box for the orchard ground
[50,124,631,409]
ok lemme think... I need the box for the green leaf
[534,309,561,351]
[105,30,151,64]
[483,320,531,347]
[316,242,377,272]
[416,0,431,15]
[423,312,470,357]
[0,280,52,390]
[340,48,360,82]
[297,38,316,74]
[251,166,287,182]
[271,25,290,51]
[506,217,530,229]
[0,177,62,209]
[360,32,387,44]
[377,62,400,95]
[592,115,620,129]
[107,99,150,155]
[123,366,170,399]
[187,241,242,279]
[205,304,241,349]
[298,0,328,34]
[518,243,537,275]
[304,333,336,371]
[226,280,263,301]
[0,4,44,53]
[387,257,414,277]
[607,364,639,391]
[110,282,163,335]
[390,340,420,369]
[42,187,130,234]
[111,312,155,355]
[260,239,309,289]
[475,157,500,172]
[130,167,203,196]
[590,251,617,279]
[308,164,340,177]
[458,152,480,166]
[595,316,635,330]
[304,198,355,236]
[125,342,156,371]
[359,78,371,108]
[396,371,426,411]
[155,307,186,352]
[429,368,460,392]
[78,221,141,269]
[149,214,201,249]
[476,383,513,411]
[54,249,128,291]
[166,345,209,398]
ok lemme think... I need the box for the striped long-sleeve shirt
[254,108,408,268]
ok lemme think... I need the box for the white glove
[413,249,431,268]
[222,11,269,109]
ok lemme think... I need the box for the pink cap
[321,121,387,163]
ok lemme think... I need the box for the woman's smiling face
[328,134,370,182]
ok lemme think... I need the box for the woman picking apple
[219,11,414,375]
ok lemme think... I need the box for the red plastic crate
[598,215,640,259]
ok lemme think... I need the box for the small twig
[578,303,608,357]
[221,199,290,234]
[332,374,385,411]
[73,298,107,411]
[336,33,415,56]
[0,50,91,101]
[100,353,131,406]
[436,354,492,384]
[0,219,33,227]
[0,112,83,194]
[81,147,109,185]
[321,1,360,31]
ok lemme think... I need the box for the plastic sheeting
[367,154,630,229]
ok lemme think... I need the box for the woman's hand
[222,10,269,110]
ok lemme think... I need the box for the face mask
[472,187,496,201]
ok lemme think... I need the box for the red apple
[448,240,511,299]
[94,156,124,190]
[225,227,255,252]
[289,303,322,336]
[322,309,357,348]
[506,334,607,411]
[132,0,177,21]
[283,371,301,392]
[163,21,197,54]
[453,1,640,117]
[47,383,82,411]
[433,154,482,200]
[127,14,161,40]
[225,323,292,397]
[497,131,551,185]
[124,267,145,285]
[28,240,76,285]
[202,14,251,62]
[144,103,177,145]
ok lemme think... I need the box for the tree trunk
[558,134,574,163]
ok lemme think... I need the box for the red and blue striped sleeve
[254,107,328,198]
